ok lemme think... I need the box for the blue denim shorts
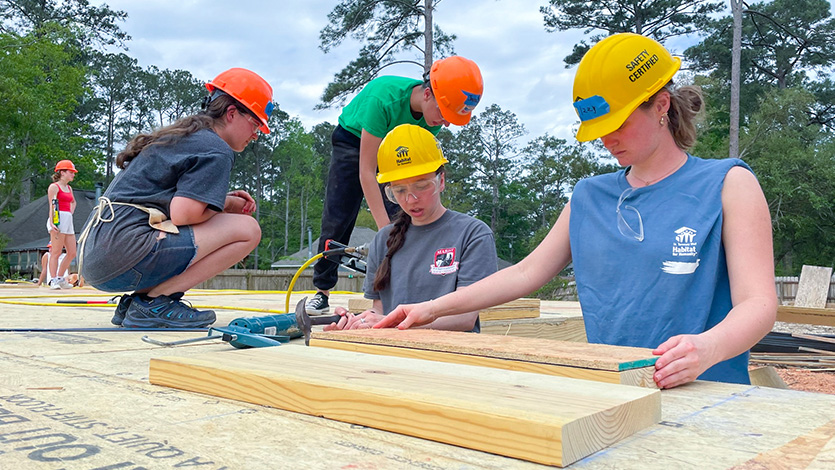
[93,227,197,292]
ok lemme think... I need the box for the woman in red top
[46,160,77,289]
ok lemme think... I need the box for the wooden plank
[349,297,542,321]
[748,366,789,389]
[794,265,833,308]
[311,339,656,387]
[347,297,374,313]
[149,346,661,467]
[310,329,657,387]
[312,328,657,371]
[481,315,587,342]
[479,298,540,321]
[777,305,835,327]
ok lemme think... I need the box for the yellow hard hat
[572,33,681,142]
[377,124,448,184]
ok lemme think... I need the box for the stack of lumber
[777,265,835,326]
[751,332,835,371]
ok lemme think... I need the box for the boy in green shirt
[306,56,483,314]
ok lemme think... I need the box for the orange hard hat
[55,160,77,173]
[206,68,275,134]
[429,56,483,126]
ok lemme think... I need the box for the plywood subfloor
[2,287,835,469]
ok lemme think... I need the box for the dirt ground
[774,368,835,395]
[759,320,835,395]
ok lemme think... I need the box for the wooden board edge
[562,389,662,464]
[619,367,659,389]
[777,307,835,327]
[309,338,644,386]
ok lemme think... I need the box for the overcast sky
[102,0,713,145]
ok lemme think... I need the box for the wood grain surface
[149,346,661,467]
[311,328,657,371]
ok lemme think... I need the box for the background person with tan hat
[323,124,497,332]
[79,67,273,329]
[378,33,777,389]
[306,56,484,316]
[46,159,78,289]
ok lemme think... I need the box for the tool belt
[77,197,179,275]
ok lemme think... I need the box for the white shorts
[47,211,75,235]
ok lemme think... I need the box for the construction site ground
[1,284,834,469]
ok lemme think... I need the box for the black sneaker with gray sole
[122,293,216,328]
[305,292,330,315]
[111,294,134,326]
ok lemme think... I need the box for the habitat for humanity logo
[395,146,411,166]
[662,226,699,274]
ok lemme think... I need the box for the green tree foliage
[740,88,835,273]
[0,25,88,213]
[687,0,835,124]
[450,104,527,234]
[0,0,128,47]
[89,52,140,182]
[522,135,616,230]
[540,0,723,66]
[317,0,456,108]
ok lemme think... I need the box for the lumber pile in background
[752,332,835,371]
[311,328,657,387]
[149,346,661,467]
[777,265,835,326]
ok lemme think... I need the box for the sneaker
[122,293,216,328]
[111,294,134,326]
[55,277,73,289]
[305,292,330,315]
[48,278,61,290]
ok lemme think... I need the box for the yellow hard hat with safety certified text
[572,33,681,142]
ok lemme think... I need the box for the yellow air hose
[285,252,323,314]
[1,252,346,316]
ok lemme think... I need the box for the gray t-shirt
[81,129,233,285]
[363,210,498,331]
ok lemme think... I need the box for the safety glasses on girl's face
[385,175,441,204]
[617,187,644,242]
[242,113,262,135]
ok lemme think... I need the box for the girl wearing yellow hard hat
[377,34,776,389]
[306,57,484,317]
[323,124,498,332]
[46,160,78,289]
[79,68,274,329]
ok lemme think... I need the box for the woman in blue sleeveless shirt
[378,33,777,389]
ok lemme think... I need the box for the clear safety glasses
[616,187,644,242]
[242,112,262,135]
[385,175,441,204]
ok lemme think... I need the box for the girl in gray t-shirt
[324,124,498,333]
[79,68,274,329]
